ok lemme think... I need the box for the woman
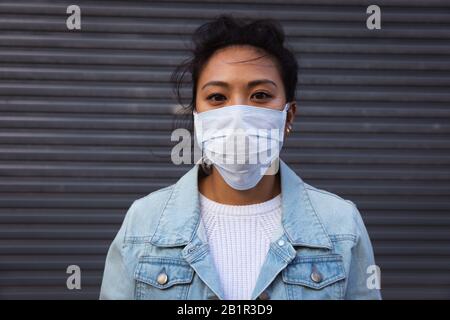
[100,14,381,300]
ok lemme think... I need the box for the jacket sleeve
[344,202,382,300]
[99,201,136,300]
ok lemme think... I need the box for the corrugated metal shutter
[0,0,449,299]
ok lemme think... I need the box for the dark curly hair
[171,14,298,130]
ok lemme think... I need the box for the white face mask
[193,103,290,190]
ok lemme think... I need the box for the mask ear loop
[284,102,291,112]
[284,102,292,134]
[198,138,212,175]
[193,109,212,175]
[266,102,290,175]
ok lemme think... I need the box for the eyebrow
[201,79,277,90]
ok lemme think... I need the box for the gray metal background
[0,0,449,300]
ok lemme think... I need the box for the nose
[228,98,248,106]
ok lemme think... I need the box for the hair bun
[246,19,285,46]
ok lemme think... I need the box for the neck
[198,165,281,205]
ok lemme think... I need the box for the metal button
[277,239,285,246]
[310,271,322,283]
[188,247,196,253]
[156,272,168,285]
[258,291,270,300]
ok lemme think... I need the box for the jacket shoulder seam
[305,184,351,204]
[134,185,174,204]
[124,184,175,242]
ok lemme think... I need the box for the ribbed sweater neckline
[198,192,282,216]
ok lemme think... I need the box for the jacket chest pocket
[134,256,195,300]
[281,254,346,300]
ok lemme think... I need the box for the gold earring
[287,124,293,134]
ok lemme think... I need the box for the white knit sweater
[198,192,283,300]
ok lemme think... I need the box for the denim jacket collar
[150,159,333,250]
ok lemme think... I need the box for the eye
[252,92,273,100]
[206,93,226,102]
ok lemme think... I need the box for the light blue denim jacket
[100,160,381,300]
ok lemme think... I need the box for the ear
[287,101,297,124]
[284,101,297,135]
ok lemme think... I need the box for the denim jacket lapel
[149,159,333,300]
[150,163,226,298]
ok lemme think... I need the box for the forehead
[198,45,281,83]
